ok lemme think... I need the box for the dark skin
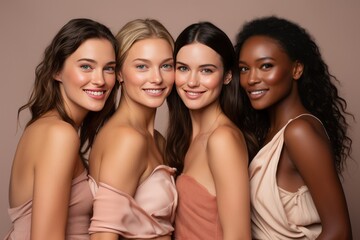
[239,35,352,239]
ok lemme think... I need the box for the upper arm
[31,123,79,240]
[97,127,147,197]
[207,127,251,239]
[284,119,352,238]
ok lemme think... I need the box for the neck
[190,104,222,136]
[117,97,157,135]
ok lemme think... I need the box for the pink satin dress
[5,170,93,240]
[89,165,178,239]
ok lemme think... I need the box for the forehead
[127,38,173,59]
[240,35,288,60]
[177,43,222,65]
[68,38,115,61]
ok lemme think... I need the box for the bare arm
[31,123,79,240]
[284,118,352,240]
[208,126,251,240]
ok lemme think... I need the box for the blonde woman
[88,19,177,240]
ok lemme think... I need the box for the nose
[92,69,106,86]
[150,68,163,84]
[247,69,260,86]
[187,72,199,87]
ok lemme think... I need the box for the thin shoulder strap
[290,113,329,139]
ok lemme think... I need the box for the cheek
[123,70,145,85]
[175,72,187,87]
[239,76,247,88]
[63,69,87,86]
[162,71,175,86]
[264,69,291,86]
[202,75,223,90]
[105,74,116,88]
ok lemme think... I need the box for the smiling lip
[84,89,107,99]
[184,89,205,99]
[143,88,165,96]
[247,89,267,100]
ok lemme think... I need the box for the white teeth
[145,89,162,94]
[187,91,201,96]
[85,90,104,96]
[250,90,265,95]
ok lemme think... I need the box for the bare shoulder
[92,125,148,193]
[284,115,328,145]
[27,116,79,142]
[283,115,332,171]
[102,125,147,152]
[207,124,248,166]
[22,118,80,174]
[208,124,246,148]
[95,124,148,171]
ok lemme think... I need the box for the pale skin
[8,38,116,240]
[176,43,251,239]
[89,38,174,240]
[239,35,352,239]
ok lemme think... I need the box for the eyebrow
[176,61,218,69]
[239,56,275,64]
[134,57,173,63]
[77,58,116,65]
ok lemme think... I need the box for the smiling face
[238,35,303,111]
[54,38,116,120]
[175,43,230,111]
[118,38,174,109]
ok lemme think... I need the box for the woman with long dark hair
[166,22,251,239]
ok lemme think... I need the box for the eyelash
[201,68,213,74]
[104,66,115,73]
[261,63,273,69]
[81,64,92,70]
[162,63,174,70]
[176,66,188,72]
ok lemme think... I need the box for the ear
[293,61,304,80]
[117,71,124,83]
[53,71,62,82]
[223,71,232,85]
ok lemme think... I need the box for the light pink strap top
[89,165,177,238]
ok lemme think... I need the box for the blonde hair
[116,18,174,67]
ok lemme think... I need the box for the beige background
[1,0,359,237]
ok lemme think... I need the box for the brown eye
[261,63,273,69]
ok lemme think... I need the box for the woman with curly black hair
[235,16,353,239]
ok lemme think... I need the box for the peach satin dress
[89,165,178,239]
[4,170,93,240]
[249,114,322,239]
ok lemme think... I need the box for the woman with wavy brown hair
[6,18,118,240]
